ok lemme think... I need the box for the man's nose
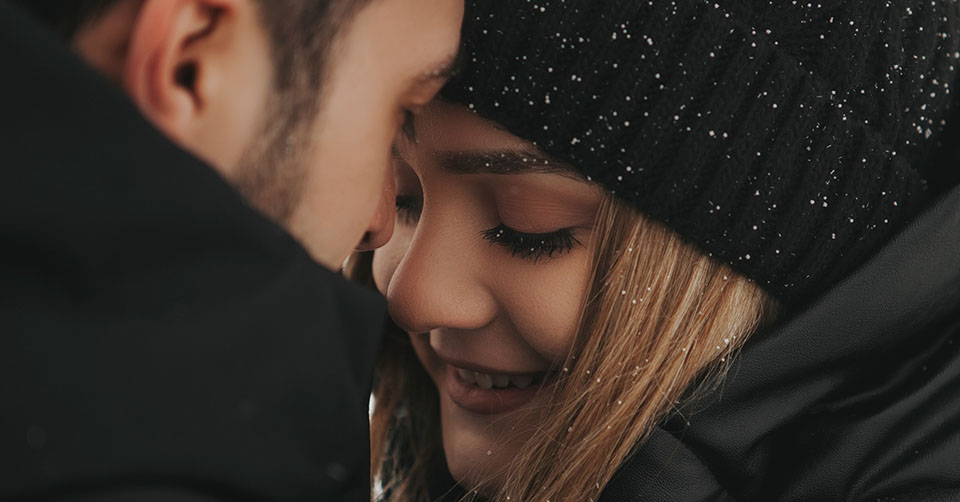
[356,174,396,251]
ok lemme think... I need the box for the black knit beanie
[442,0,960,306]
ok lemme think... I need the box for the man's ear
[122,0,266,165]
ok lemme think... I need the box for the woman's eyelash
[395,195,581,262]
[481,224,581,262]
[395,195,422,225]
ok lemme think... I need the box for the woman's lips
[444,364,552,415]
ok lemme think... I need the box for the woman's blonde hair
[365,193,778,502]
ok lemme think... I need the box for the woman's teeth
[456,368,538,390]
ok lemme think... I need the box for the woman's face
[372,100,604,488]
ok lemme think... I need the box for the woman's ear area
[121,0,269,170]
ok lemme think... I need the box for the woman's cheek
[493,246,594,363]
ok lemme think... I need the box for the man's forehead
[329,0,463,82]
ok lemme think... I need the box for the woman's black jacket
[600,174,960,499]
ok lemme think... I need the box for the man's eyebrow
[436,150,583,179]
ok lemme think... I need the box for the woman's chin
[438,389,520,495]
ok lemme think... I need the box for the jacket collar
[602,185,960,500]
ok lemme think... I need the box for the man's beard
[231,93,319,225]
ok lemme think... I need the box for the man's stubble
[232,89,321,225]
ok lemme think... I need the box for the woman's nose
[385,221,497,335]
[356,175,396,252]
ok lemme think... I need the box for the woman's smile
[444,364,553,415]
[424,345,559,414]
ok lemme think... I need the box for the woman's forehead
[412,100,533,151]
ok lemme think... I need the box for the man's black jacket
[0,2,385,500]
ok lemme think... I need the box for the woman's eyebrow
[416,51,463,85]
[436,150,582,179]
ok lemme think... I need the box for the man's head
[15,0,463,269]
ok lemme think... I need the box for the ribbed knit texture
[443,0,960,305]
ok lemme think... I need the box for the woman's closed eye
[481,224,581,262]
[394,195,584,262]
